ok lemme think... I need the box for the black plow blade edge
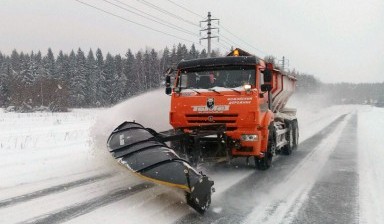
[106,121,214,213]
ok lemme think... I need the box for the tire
[292,120,299,150]
[255,152,272,170]
[255,124,275,170]
[282,121,293,155]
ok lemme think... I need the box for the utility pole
[200,12,219,57]
[279,56,289,71]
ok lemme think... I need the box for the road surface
[0,101,383,223]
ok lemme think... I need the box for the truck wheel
[255,125,275,170]
[255,152,272,170]
[292,120,299,150]
[282,121,293,155]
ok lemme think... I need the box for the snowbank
[0,110,96,151]
[358,106,384,223]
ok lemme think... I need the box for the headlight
[244,84,251,92]
[241,134,258,141]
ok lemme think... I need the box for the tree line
[286,69,384,106]
[265,55,384,106]
[1,45,383,112]
[0,44,219,111]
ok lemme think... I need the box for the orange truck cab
[165,48,298,170]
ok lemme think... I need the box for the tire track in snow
[0,173,113,208]
[176,114,348,224]
[291,113,359,223]
[243,114,352,223]
[0,174,137,223]
[64,187,188,224]
[20,183,154,224]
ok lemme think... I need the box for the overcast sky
[1,0,383,83]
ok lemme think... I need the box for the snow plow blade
[107,121,214,213]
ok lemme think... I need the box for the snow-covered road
[0,92,383,223]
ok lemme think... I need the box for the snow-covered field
[0,90,383,223]
[0,109,102,188]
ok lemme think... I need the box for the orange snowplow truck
[164,48,298,170]
[106,48,298,213]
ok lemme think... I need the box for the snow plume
[285,91,362,143]
[287,91,332,113]
[90,89,171,162]
[90,89,330,155]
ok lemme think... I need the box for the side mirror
[263,69,272,83]
[165,75,171,86]
[165,75,172,95]
[165,87,172,95]
[261,84,272,92]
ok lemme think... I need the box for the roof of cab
[177,56,259,70]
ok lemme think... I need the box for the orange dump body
[169,51,296,157]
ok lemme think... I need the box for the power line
[219,38,236,49]
[220,35,240,48]
[216,41,231,52]
[165,0,204,19]
[102,0,199,37]
[220,25,268,55]
[112,0,199,37]
[166,0,248,57]
[74,0,196,44]
[136,0,199,27]
[220,37,254,53]
[76,0,267,57]
[220,34,264,56]
[119,0,268,56]
[196,13,269,55]
[165,0,234,55]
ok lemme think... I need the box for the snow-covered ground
[0,90,383,223]
[0,109,99,188]
[358,106,384,224]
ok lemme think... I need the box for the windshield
[178,67,256,89]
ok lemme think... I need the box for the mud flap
[107,121,214,213]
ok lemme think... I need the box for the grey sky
[1,0,383,83]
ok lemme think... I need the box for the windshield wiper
[189,88,201,94]
[228,88,241,94]
[207,87,241,94]
[208,88,221,94]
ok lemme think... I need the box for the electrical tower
[279,56,289,71]
[200,12,219,57]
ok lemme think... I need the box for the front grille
[185,113,238,129]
